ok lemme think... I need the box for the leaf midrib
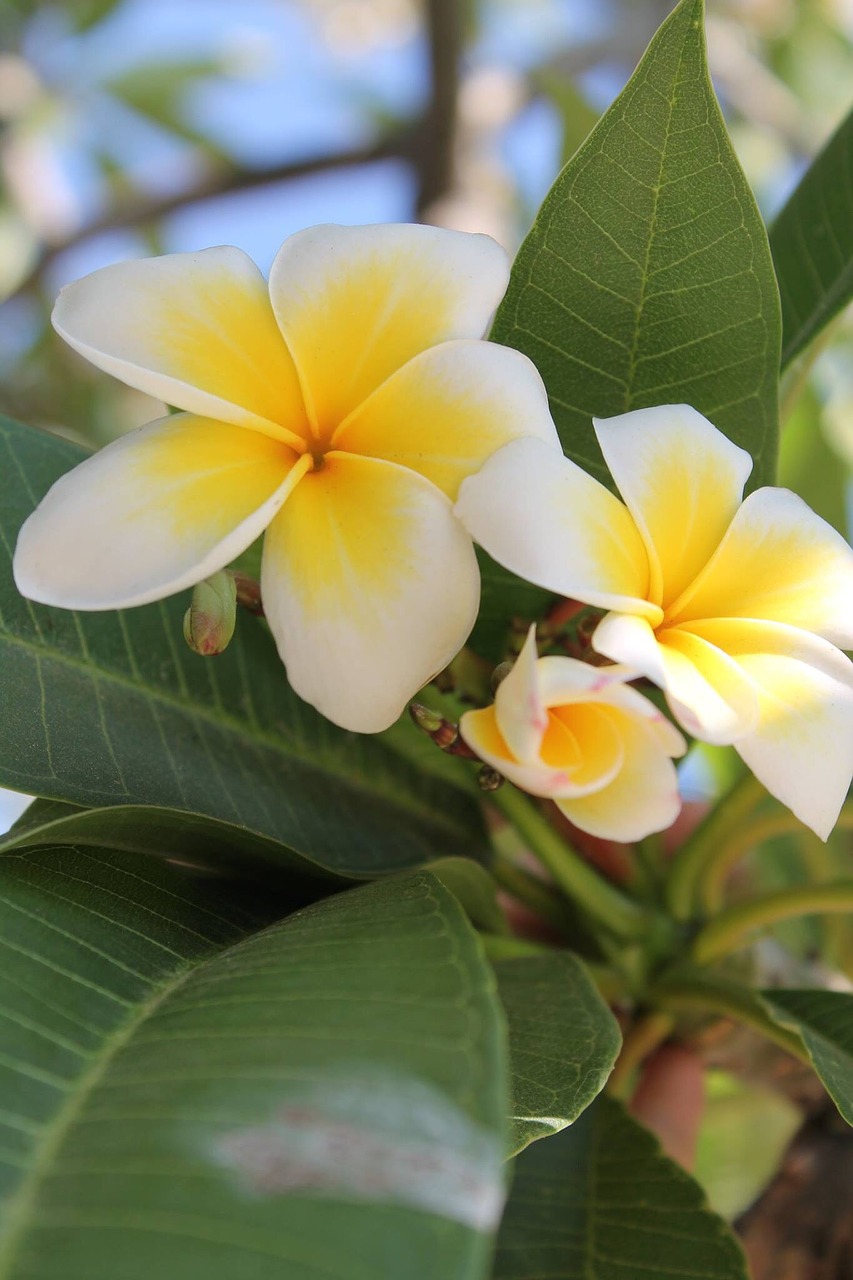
[0,629,469,846]
[0,956,201,1276]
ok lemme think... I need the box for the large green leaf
[770,104,853,369]
[493,954,621,1156]
[493,1097,748,1279]
[764,989,853,1125]
[0,851,508,1278]
[491,0,780,488]
[0,417,487,877]
[0,799,345,887]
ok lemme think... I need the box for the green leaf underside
[493,1097,748,1280]
[0,852,507,1279]
[491,0,780,489]
[770,104,853,368]
[493,955,621,1156]
[764,989,853,1125]
[0,417,487,878]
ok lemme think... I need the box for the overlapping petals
[456,405,853,838]
[459,628,685,841]
[15,223,559,732]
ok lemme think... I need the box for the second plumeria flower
[13,224,559,732]
[460,627,685,842]
[456,405,853,838]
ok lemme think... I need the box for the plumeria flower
[456,405,853,838]
[460,627,685,841]
[13,223,559,732]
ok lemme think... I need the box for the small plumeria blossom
[456,405,853,839]
[13,223,559,733]
[460,627,685,841]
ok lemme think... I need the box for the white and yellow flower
[13,223,559,732]
[456,405,853,838]
[460,627,685,841]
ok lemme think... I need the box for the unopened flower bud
[477,766,504,791]
[183,570,237,656]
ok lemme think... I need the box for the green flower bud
[183,570,237,656]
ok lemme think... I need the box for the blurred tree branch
[13,0,465,297]
[416,0,460,216]
[13,128,417,296]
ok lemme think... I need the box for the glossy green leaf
[491,0,780,488]
[0,851,508,1279]
[770,104,853,368]
[427,857,509,937]
[764,989,853,1125]
[0,417,487,877]
[493,954,621,1156]
[493,1097,748,1279]
[0,799,347,890]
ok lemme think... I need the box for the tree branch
[416,0,461,215]
[14,127,417,296]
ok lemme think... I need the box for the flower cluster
[14,225,853,842]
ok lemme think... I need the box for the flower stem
[703,808,853,911]
[691,881,853,965]
[651,968,809,1064]
[607,1011,674,1098]
[478,933,551,961]
[490,787,650,941]
[666,771,766,920]
[489,853,570,931]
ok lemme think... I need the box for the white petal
[591,612,667,685]
[689,619,853,838]
[668,487,853,648]
[52,248,308,446]
[456,437,659,620]
[14,414,303,609]
[556,708,682,842]
[594,405,752,609]
[260,452,480,733]
[494,626,549,764]
[593,612,758,745]
[332,338,559,500]
[268,223,509,435]
[459,706,579,798]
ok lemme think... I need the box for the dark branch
[415,0,461,215]
[14,127,417,296]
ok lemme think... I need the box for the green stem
[692,881,853,965]
[478,933,551,961]
[607,1011,674,1099]
[703,808,853,911]
[490,787,650,941]
[666,772,766,920]
[651,970,809,1064]
[489,853,569,931]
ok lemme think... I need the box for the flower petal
[14,414,303,609]
[695,620,853,839]
[332,339,559,500]
[555,709,682,842]
[260,452,479,733]
[593,611,759,744]
[494,626,549,764]
[667,487,853,648]
[459,706,578,797]
[656,627,760,744]
[268,224,509,438]
[594,405,752,609]
[455,437,659,620]
[591,612,668,685]
[52,248,308,446]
